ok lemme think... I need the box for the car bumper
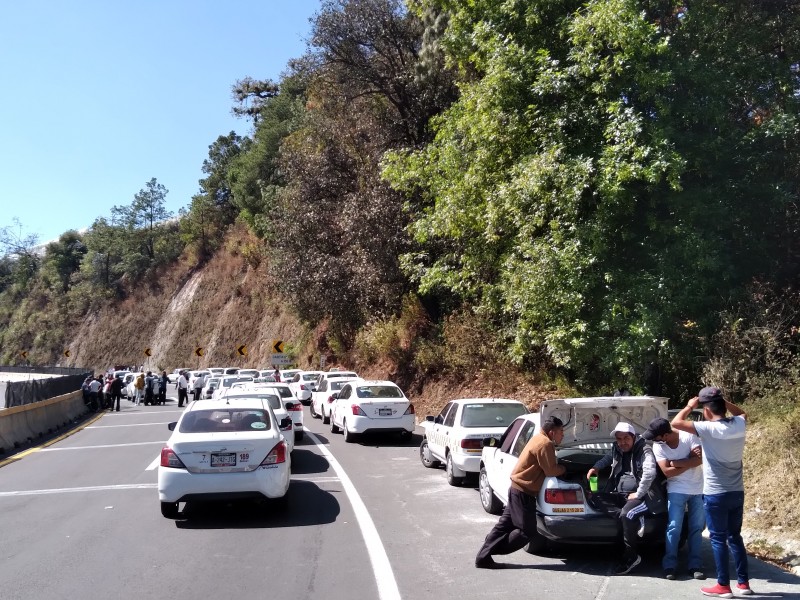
[296,391,311,402]
[158,464,290,503]
[450,452,482,473]
[536,512,666,544]
[345,414,415,434]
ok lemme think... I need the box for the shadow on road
[353,432,423,448]
[290,448,331,475]
[173,480,341,530]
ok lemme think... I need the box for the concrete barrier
[0,391,87,454]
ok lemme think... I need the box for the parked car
[237,369,261,379]
[420,398,528,486]
[238,383,305,441]
[124,373,143,399]
[221,391,296,453]
[288,371,323,405]
[211,375,255,399]
[329,380,415,442]
[167,368,189,385]
[201,377,220,399]
[207,367,224,377]
[311,371,359,420]
[478,395,669,553]
[157,397,291,519]
[280,369,301,382]
[310,377,363,424]
[222,367,240,375]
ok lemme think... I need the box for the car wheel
[330,414,340,434]
[445,453,465,487]
[160,501,179,519]
[419,439,441,469]
[399,430,412,442]
[309,402,317,418]
[342,419,354,443]
[479,466,503,515]
[322,407,330,425]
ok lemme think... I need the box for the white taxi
[420,399,528,486]
[478,396,668,552]
[157,397,291,518]
[329,380,415,442]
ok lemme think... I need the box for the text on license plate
[211,453,236,467]
[378,408,393,416]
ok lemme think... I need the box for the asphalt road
[0,394,797,600]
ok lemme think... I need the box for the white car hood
[540,396,668,447]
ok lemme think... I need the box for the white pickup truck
[419,398,528,486]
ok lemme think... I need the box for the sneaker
[664,569,676,580]
[614,554,641,575]
[690,569,706,580]
[735,582,753,595]
[700,583,733,598]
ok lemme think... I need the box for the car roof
[350,380,398,386]
[450,398,525,405]
[187,398,265,411]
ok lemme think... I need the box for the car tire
[160,501,179,519]
[445,453,465,487]
[399,430,412,442]
[330,415,340,434]
[479,466,503,515]
[309,402,317,419]
[342,420,355,443]
[322,407,330,425]
[419,439,441,469]
[524,531,547,555]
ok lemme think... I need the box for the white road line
[0,484,157,497]
[145,455,160,471]
[41,441,167,452]
[594,572,611,600]
[87,422,173,429]
[304,429,402,600]
[291,476,340,483]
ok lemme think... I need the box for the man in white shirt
[672,387,751,598]
[643,417,704,580]
[177,371,189,408]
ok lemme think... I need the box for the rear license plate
[378,408,392,416]
[211,453,236,467]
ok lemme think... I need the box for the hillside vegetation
[1,0,799,562]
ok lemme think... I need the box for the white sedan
[329,380,415,442]
[157,397,291,518]
[237,383,305,442]
[310,377,362,424]
[420,398,528,486]
[289,370,323,404]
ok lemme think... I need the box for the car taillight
[351,404,367,416]
[287,402,303,411]
[160,447,186,469]
[261,441,286,465]
[545,488,584,504]
[460,438,482,450]
[404,404,415,415]
[327,395,335,403]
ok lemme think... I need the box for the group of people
[130,371,169,407]
[475,386,751,599]
[82,370,171,411]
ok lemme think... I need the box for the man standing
[192,371,205,402]
[110,375,123,412]
[475,416,565,568]
[586,422,662,575]
[672,387,751,598]
[177,370,189,408]
[642,417,705,580]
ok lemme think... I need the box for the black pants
[590,492,649,560]
[178,388,188,407]
[476,487,538,562]
[193,388,202,401]
[159,388,166,404]
[112,392,121,411]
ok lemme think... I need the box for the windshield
[329,372,358,379]
[460,403,527,428]
[179,409,271,433]
[302,374,319,381]
[355,385,404,399]
[331,380,354,391]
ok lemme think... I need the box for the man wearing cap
[672,387,751,598]
[586,421,660,575]
[475,416,565,568]
[643,417,705,580]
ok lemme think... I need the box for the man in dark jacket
[110,375,123,412]
[475,416,565,568]
[587,422,662,575]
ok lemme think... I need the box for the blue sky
[0,1,320,245]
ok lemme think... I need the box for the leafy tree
[40,230,86,293]
[0,218,40,288]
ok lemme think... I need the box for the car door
[427,402,454,462]
[485,417,529,503]
[332,384,352,427]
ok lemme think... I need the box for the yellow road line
[0,411,106,469]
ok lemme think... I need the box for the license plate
[378,408,392,416]
[210,453,236,467]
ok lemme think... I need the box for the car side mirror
[425,415,435,422]
[168,422,177,431]
[434,415,444,424]
[482,437,497,447]
[285,402,295,411]
[331,392,339,400]
[280,417,293,429]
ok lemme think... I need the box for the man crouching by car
[475,416,565,569]
[586,422,662,576]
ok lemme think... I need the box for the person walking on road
[672,387,752,598]
[159,371,168,405]
[475,416,565,568]
[110,375,123,412]
[642,417,705,580]
[177,371,189,408]
[87,376,102,412]
[133,372,145,406]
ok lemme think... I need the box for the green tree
[40,230,86,293]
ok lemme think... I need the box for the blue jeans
[704,491,748,586]
[663,492,705,571]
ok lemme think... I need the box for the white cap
[611,422,636,437]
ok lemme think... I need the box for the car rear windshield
[302,373,319,381]
[330,372,358,379]
[180,409,271,432]
[355,385,404,399]
[225,393,282,410]
[330,380,352,391]
[460,403,527,428]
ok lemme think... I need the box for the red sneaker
[701,584,733,598]
[736,582,753,595]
